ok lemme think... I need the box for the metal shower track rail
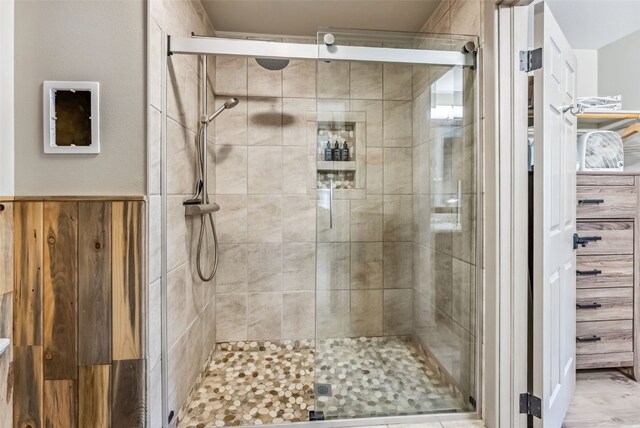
[167,35,476,67]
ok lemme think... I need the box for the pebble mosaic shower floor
[177,337,466,427]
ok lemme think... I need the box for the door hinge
[519,393,542,419]
[520,48,542,72]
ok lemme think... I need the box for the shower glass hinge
[519,392,542,419]
[520,48,542,72]
[309,411,325,421]
[469,395,476,408]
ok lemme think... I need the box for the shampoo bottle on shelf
[340,142,350,161]
[332,141,341,161]
[324,141,332,161]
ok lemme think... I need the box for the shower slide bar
[168,35,476,67]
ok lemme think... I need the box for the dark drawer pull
[573,234,603,249]
[576,302,602,310]
[576,269,602,276]
[578,199,605,205]
[576,335,601,342]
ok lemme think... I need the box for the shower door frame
[161,31,484,428]
[168,35,476,67]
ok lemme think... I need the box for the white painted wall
[574,49,598,98]
[547,0,640,49]
[0,0,14,197]
[599,30,640,110]
[14,0,146,196]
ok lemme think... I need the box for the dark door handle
[578,199,605,205]
[576,335,601,342]
[576,303,602,309]
[576,269,602,276]
[573,233,602,249]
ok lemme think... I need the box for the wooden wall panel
[14,202,43,346]
[44,380,76,428]
[111,359,146,428]
[78,202,112,365]
[78,365,110,428]
[0,292,12,343]
[112,201,145,360]
[13,199,146,428]
[43,202,78,381]
[1,202,15,426]
[13,346,43,428]
[0,292,14,426]
[0,202,13,295]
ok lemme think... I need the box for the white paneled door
[533,2,578,427]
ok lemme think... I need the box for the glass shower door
[313,29,479,421]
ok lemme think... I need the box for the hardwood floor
[563,369,640,428]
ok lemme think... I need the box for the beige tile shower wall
[412,0,482,404]
[213,48,415,342]
[148,1,217,425]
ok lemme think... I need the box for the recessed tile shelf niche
[316,161,357,171]
[311,111,367,197]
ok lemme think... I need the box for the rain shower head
[202,97,239,123]
[255,57,290,71]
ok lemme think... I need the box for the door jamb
[492,4,530,428]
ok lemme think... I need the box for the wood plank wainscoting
[0,201,14,425]
[8,197,146,428]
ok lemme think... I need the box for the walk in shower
[157,27,481,428]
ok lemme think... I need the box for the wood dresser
[576,173,639,379]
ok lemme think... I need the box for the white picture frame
[43,80,100,154]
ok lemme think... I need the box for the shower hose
[196,209,218,282]
[194,123,219,282]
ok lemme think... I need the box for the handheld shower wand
[186,57,240,282]
[202,97,239,123]
[186,97,239,205]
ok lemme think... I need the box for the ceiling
[201,0,444,37]
[547,0,640,49]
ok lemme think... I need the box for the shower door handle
[456,180,462,227]
[329,179,334,229]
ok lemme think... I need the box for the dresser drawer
[577,174,635,187]
[576,288,633,322]
[576,320,633,355]
[576,221,634,255]
[576,351,634,369]
[576,255,634,289]
[577,186,637,219]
